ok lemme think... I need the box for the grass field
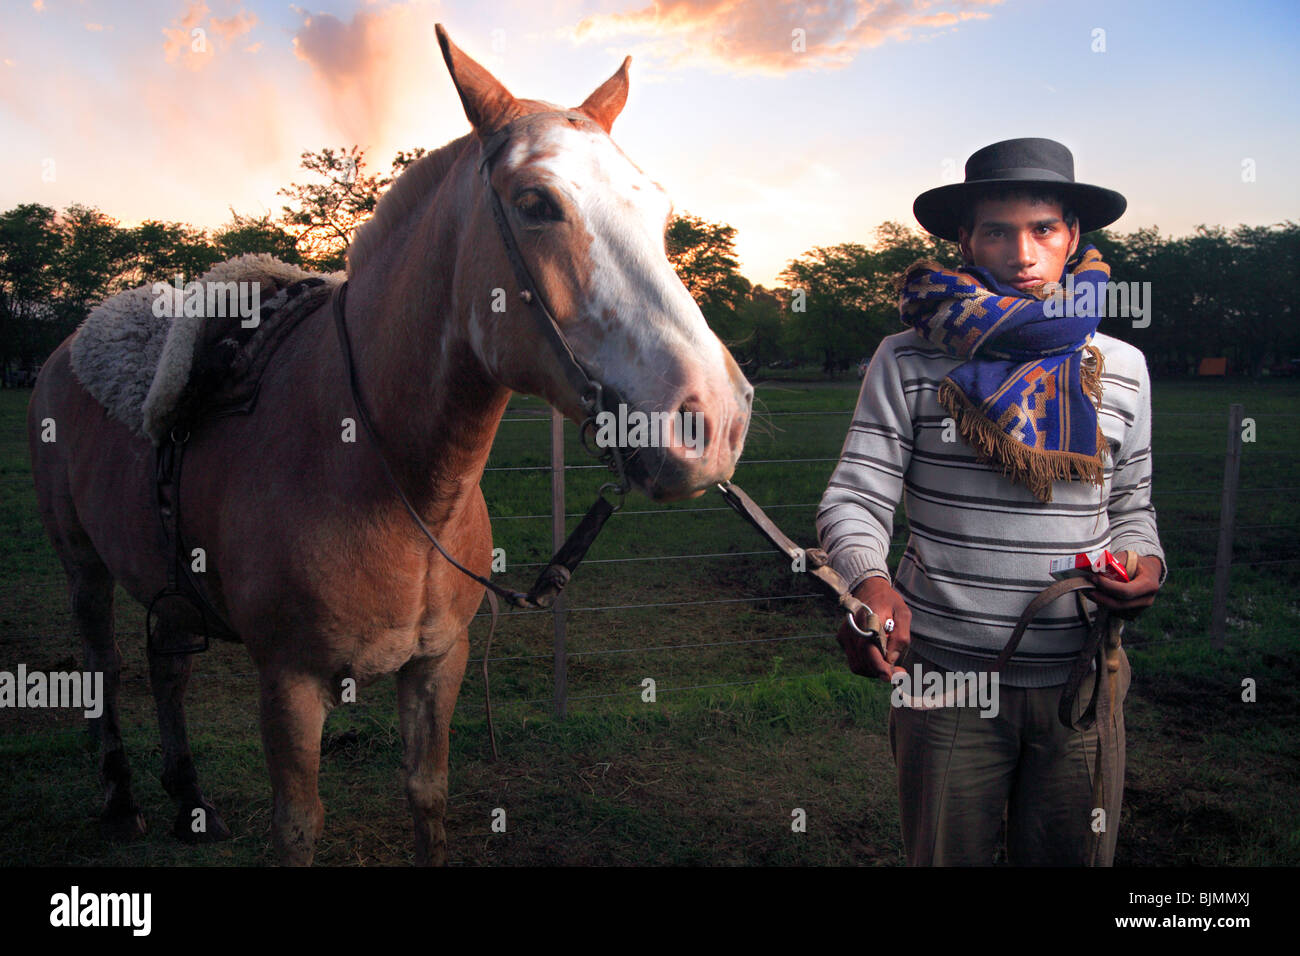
[1,375,1297,866]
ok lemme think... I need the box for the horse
[26,25,753,866]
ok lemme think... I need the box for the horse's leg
[258,670,329,865]
[146,633,232,844]
[70,561,147,840]
[396,636,469,866]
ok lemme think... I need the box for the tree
[277,147,387,271]
[733,285,787,370]
[126,220,221,287]
[0,204,64,377]
[54,204,134,333]
[665,213,751,340]
[213,209,302,264]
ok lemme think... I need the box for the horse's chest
[347,548,479,665]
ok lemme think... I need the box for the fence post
[1210,403,1243,649]
[551,408,568,719]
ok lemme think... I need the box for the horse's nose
[728,387,752,452]
[662,387,748,471]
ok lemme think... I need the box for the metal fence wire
[461,401,1297,718]
[4,400,1296,729]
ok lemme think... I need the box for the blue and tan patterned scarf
[897,245,1111,502]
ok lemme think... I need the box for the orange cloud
[290,1,447,152]
[161,3,257,68]
[570,0,1003,74]
[162,1,212,66]
[212,10,259,43]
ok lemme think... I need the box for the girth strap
[146,428,237,654]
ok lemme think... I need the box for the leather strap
[331,281,616,611]
[476,111,607,409]
[716,480,884,650]
[146,429,234,654]
[990,549,1140,866]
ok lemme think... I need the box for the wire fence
[451,400,1300,719]
[3,396,1297,731]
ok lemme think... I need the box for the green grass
[0,377,1297,865]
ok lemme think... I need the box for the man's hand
[1087,550,1163,618]
[836,575,911,680]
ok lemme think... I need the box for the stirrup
[145,589,211,656]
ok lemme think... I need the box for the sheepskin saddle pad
[69,254,341,445]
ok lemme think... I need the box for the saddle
[69,255,341,652]
[70,254,341,444]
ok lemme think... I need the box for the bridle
[332,109,632,616]
[474,108,634,505]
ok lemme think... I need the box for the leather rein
[333,110,880,619]
[336,109,1129,855]
[332,109,889,753]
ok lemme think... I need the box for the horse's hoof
[101,809,148,842]
[173,802,232,843]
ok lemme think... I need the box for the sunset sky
[2,0,1296,286]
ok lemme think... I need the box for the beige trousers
[887,644,1130,866]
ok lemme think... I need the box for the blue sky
[1,0,1296,285]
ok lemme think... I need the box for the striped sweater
[816,330,1166,687]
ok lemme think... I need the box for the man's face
[957,194,1080,294]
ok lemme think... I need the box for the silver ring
[846,610,873,637]
[884,618,896,634]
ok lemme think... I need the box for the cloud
[162,2,258,68]
[569,0,1003,74]
[212,10,258,43]
[290,1,447,152]
[162,0,212,66]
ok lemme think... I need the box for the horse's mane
[348,131,475,275]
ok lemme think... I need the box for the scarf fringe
[1082,343,1105,405]
[938,381,1107,503]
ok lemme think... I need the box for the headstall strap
[331,110,636,617]
[329,111,653,756]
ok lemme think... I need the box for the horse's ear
[576,56,631,134]
[435,24,517,135]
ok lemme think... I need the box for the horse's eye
[516,189,561,222]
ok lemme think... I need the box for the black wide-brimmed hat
[913,137,1127,242]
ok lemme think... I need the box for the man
[817,138,1165,866]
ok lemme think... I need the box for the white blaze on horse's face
[482,115,754,501]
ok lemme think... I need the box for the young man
[817,138,1165,865]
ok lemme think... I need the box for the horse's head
[435,25,752,502]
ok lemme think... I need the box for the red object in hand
[1049,549,1130,583]
[1097,550,1131,583]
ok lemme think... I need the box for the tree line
[1,144,1295,383]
